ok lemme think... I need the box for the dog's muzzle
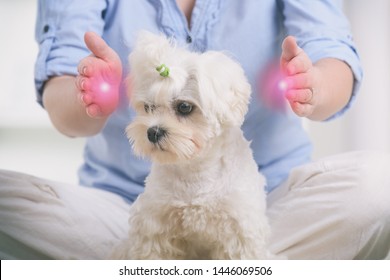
[147,126,166,143]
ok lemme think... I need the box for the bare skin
[280,36,353,121]
[176,0,196,26]
[43,2,354,137]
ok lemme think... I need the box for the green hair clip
[156,64,170,77]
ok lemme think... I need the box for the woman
[0,0,389,259]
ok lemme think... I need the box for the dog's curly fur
[112,32,272,259]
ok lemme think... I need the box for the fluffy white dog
[113,32,272,259]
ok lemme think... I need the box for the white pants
[0,151,389,259]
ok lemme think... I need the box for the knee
[346,151,390,229]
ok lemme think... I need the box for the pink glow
[90,76,119,115]
[99,81,111,93]
[258,61,288,112]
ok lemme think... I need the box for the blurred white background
[0,0,85,184]
[307,0,390,158]
[0,0,389,184]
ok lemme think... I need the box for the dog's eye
[176,102,193,116]
[144,103,156,113]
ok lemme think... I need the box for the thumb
[281,36,302,64]
[84,31,119,63]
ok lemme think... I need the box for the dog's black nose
[147,126,166,143]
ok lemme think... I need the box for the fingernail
[82,67,87,75]
[77,93,84,105]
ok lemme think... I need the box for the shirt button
[43,25,50,33]
[186,35,192,44]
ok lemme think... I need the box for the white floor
[0,127,85,185]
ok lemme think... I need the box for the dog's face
[126,32,251,164]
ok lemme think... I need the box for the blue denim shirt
[35,0,362,202]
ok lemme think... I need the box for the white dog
[112,32,272,259]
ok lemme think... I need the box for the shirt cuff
[301,37,363,120]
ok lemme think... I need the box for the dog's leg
[204,214,271,260]
[111,229,187,259]
[112,198,188,259]
[208,233,270,260]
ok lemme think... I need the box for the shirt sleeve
[34,0,107,106]
[279,0,363,120]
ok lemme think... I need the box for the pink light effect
[258,61,288,112]
[99,81,111,93]
[90,76,119,115]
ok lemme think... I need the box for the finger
[75,75,92,92]
[75,75,85,91]
[84,31,119,63]
[285,72,313,89]
[77,92,92,106]
[285,89,313,104]
[83,92,94,105]
[289,101,314,118]
[77,56,98,77]
[86,103,103,118]
[284,51,312,75]
[77,92,85,105]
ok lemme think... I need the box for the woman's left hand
[280,36,320,118]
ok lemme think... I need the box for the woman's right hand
[76,32,122,118]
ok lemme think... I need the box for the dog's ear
[197,51,251,127]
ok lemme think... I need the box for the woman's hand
[280,36,354,121]
[281,36,318,118]
[76,32,122,118]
